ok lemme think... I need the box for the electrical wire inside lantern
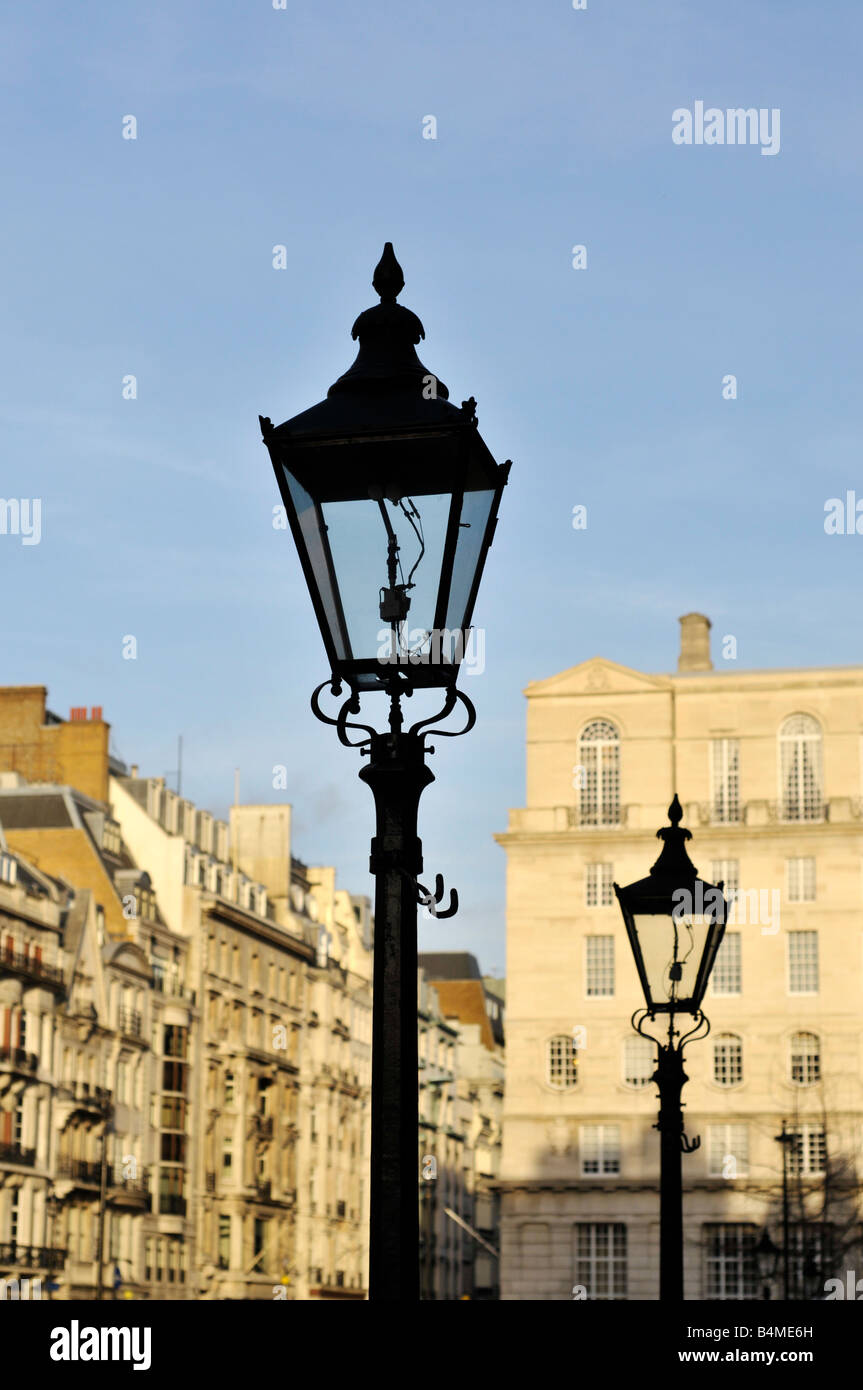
[374,494,429,659]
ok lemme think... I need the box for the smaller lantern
[614,796,727,1015]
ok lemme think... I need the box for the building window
[703,1223,757,1300]
[711,739,740,824]
[707,1125,749,1178]
[224,1072,234,1105]
[160,1096,185,1129]
[546,1035,578,1091]
[788,1225,834,1299]
[789,1032,821,1086]
[222,1138,233,1171]
[580,1125,620,1176]
[574,1223,627,1300]
[162,1060,188,1093]
[788,931,818,994]
[585,936,614,997]
[578,721,620,827]
[711,931,741,996]
[712,1034,743,1087]
[161,1132,185,1163]
[711,860,739,901]
[779,715,823,822]
[787,857,816,903]
[623,1036,654,1089]
[163,1025,187,1059]
[218,1215,231,1270]
[585,864,614,908]
[788,1125,826,1177]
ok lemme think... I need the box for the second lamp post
[614,795,728,1302]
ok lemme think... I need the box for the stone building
[417,967,465,1299]
[0,689,373,1301]
[111,777,372,1301]
[0,841,67,1297]
[0,688,112,804]
[0,777,190,1298]
[420,953,505,1300]
[496,613,863,1300]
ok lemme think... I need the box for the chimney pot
[677,613,713,672]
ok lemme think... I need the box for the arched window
[623,1035,654,1089]
[579,720,620,827]
[546,1035,578,1091]
[779,715,823,822]
[713,1034,743,1087]
[790,1032,821,1086]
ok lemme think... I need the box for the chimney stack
[677,613,712,672]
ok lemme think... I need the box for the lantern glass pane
[444,486,496,633]
[632,912,712,1009]
[320,493,450,666]
[282,467,349,663]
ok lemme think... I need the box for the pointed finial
[668,794,683,826]
[372,242,404,304]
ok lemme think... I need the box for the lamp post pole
[642,1011,706,1303]
[655,1021,688,1303]
[361,707,433,1300]
[776,1122,795,1300]
[310,680,475,1302]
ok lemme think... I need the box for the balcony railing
[205,1171,216,1192]
[0,1243,65,1271]
[118,1008,144,1038]
[256,1116,274,1140]
[63,1082,112,1112]
[0,949,65,991]
[108,1167,149,1200]
[743,801,829,827]
[57,1156,101,1184]
[153,975,197,1005]
[0,1046,38,1074]
[0,1143,36,1167]
[255,1179,272,1201]
[565,805,625,830]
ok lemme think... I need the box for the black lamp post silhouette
[760,1124,828,1302]
[614,796,727,1302]
[260,244,510,1301]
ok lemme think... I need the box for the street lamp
[260,244,510,1301]
[614,795,727,1302]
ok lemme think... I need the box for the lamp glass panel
[320,493,450,664]
[632,912,712,1008]
[443,486,497,634]
[282,467,349,662]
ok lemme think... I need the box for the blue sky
[1,1,860,974]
